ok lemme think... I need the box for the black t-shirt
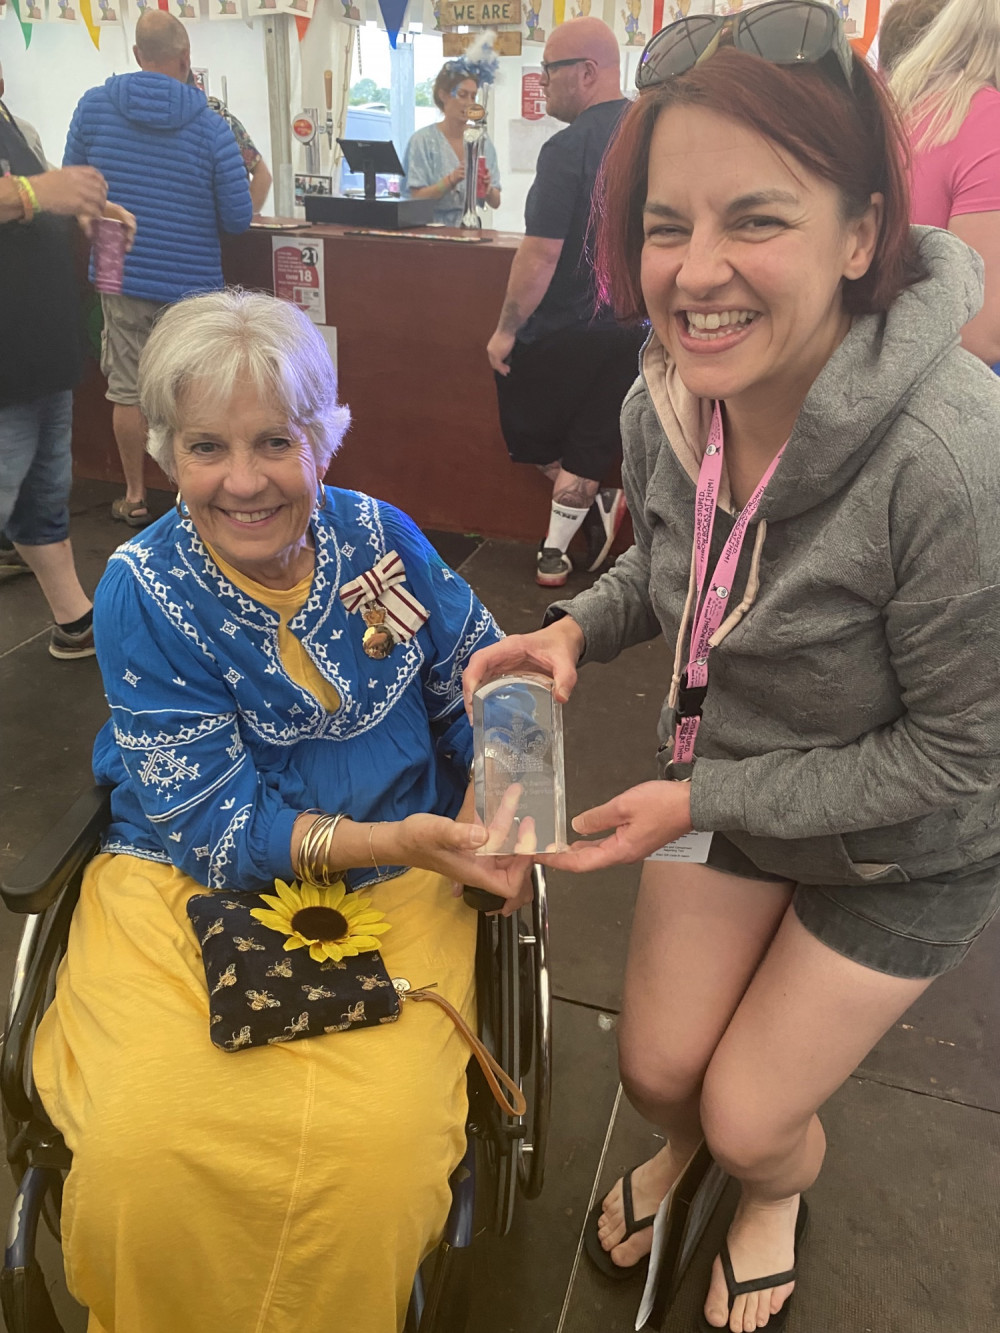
[519,98,630,345]
[0,103,82,409]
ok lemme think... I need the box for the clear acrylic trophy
[473,675,568,855]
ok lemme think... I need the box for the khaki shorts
[100,294,165,406]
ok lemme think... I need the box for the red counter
[70,222,625,545]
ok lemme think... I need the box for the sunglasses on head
[635,0,855,94]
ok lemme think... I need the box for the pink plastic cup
[91,217,126,294]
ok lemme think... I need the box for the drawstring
[400,984,527,1118]
[668,516,769,712]
[668,537,699,713]
[709,519,768,647]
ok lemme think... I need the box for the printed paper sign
[272,237,326,326]
[645,831,714,864]
[521,67,546,120]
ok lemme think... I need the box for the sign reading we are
[440,0,521,24]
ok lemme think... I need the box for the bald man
[65,9,251,526]
[487,18,643,587]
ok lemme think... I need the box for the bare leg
[596,861,793,1269]
[14,539,91,624]
[551,467,599,510]
[112,405,149,508]
[700,908,932,1330]
[537,461,561,484]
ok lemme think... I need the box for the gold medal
[362,601,395,659]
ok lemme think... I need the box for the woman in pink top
[893,0,1000,367]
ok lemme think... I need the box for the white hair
[139,289,351,479]
[891,0,1000,150]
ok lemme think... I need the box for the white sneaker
[582,488,626,572]
[536,543,573,588]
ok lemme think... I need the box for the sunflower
[250,879,391,964]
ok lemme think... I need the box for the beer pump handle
[324,69,334,150]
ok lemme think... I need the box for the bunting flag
[207,0,245,19]
[12,0,44,37]
[614,0,651,48]
[523,0,552,44]
[295,12,310,37]
[49,0,82,22]
[80,0,101,42]
[376,0,407,47]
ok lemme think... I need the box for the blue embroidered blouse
[92,487,502,894]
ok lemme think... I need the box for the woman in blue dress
[404,60,502,225]
[32,289,530,1333]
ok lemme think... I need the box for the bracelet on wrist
[296,811,351,887]
[13,176,38,224]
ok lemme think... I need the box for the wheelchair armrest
[1,787,113,915]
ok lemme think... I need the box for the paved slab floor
[1,481,998,1332]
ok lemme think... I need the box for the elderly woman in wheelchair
[26,290,534,1333]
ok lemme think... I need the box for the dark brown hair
[878,0,948,74]
[593,48,924,323]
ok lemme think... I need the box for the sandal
[583,1166,658,1282]
[111,497,152,528]
[698,1197,810,1333]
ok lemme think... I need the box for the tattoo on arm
[497,298,526,337]
[553,478,600,508]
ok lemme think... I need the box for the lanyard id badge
[671,402,786,768]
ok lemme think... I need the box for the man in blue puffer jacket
[64,9,252,527]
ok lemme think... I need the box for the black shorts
[494,325,645,482]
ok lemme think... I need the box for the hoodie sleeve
[211,117,253,232]
[545,386,662,660]
[689,435,1000,841]
[63,95,89,167]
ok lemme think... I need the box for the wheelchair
[0,787,552,1333]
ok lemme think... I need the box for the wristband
[13,176,38,224]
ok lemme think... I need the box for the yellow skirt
[33,854,478,1333]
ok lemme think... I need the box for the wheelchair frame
[0,787,551,1333]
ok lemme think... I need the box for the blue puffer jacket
[64,72,252,305]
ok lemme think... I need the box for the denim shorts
[707,833,1000,980]
[0,391,74,546]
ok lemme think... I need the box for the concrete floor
[1,479,998,1333]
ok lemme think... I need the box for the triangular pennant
[10,0,34,47]
[376,0,408,48]
[80,0,102,46]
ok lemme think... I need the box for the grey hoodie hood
[105,71,207,132]
[642,226,985,522]
[555,225,1000,889]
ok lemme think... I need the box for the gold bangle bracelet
[297,811,350,886]
[368,821,385,877]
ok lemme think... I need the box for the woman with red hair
[465,3,1000,1328]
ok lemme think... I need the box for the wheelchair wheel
[470,866,552,1234]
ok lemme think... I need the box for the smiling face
[171,375,319,589]
[640,104,880,414]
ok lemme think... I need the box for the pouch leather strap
[405,987,527,1118]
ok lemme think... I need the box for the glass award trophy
[473,675,568,855]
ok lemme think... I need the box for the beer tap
[460,102,486,231]
[323,69,334,155]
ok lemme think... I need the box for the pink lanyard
[672,402,785,765]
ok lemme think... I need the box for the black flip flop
[583,1166,658,1282]
[698,1197,810,1333]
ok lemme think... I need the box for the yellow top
[208,545,341,714]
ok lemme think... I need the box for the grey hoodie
[557,227,1000,886]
